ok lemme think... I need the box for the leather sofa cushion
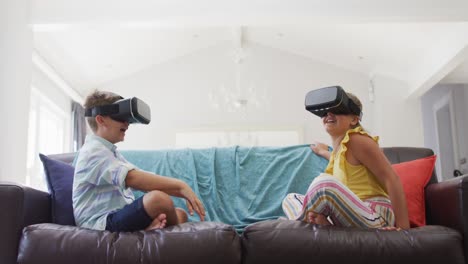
[242,219,464,264]
[18,222,241,264]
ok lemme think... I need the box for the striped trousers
[282,174,395,228]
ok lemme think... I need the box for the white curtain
[71,101,86,151]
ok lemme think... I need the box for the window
[27,86,71,191]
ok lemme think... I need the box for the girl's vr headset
[305,86,362,118]
[85,97,151,124]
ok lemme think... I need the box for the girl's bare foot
[306,211,331,226]
[175,208,188,224]
[145,213,167,230]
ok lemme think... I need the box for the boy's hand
[181,185,206,221]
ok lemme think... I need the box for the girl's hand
[310,142,331,160]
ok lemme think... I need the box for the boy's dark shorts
[105,196,153,232]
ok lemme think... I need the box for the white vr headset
[85,97,151,124]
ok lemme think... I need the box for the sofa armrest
[426,175,468,231]
[425,175,468,261]
[0,182,51,264]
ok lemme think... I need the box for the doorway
[433,92,458,181]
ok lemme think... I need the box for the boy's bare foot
[175,208,188,224]
[145,213,167,231]
[306,211,331,226]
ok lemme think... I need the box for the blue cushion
[39,153,76,225]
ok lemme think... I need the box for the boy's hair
[83,90,123,132]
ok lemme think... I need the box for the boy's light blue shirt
[73,134,136,230]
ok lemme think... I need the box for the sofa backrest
[49,145,437,226]
[51,147,437,180]
[50,147,438,185]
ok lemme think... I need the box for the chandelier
[208,27,267,115]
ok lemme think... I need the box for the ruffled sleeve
[337,126,379,165]
[323,126,378,175]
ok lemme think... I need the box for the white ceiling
[34,27,234,91]
[31,0,468,96]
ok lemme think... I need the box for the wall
[98,42,423,150]
[454,85,468,173]
[371,75,424,147]
[0,0,32,183]
[421,84,468,175]
[31,63,72,113]
[0,1,71,184]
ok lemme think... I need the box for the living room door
[433,92,459,181]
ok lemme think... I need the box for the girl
[282,91,409,229]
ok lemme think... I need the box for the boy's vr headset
[85,97,151,124]
[305,86,362,118]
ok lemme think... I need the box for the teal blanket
[122,144,328,232]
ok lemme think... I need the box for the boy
[73,90,205,232]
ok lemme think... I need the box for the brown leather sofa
[1,147,467,264]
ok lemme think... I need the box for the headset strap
[84,104,120,117]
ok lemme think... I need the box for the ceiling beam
[32,52,84,103]
[31,0,468,29]
[407,43,468,99]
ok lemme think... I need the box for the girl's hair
[346,92,363,129]
[83,90,123,132]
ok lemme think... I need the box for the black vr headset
[85,97,151,124]
[305,86,362,119]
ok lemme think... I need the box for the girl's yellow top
[324,126,389,200]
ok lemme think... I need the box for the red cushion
[392,155,436,228]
